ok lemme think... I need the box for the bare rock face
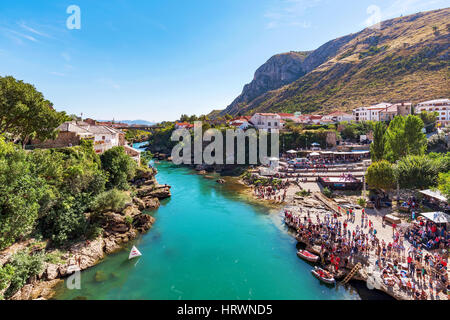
[45,264,59,281]
[222,52,310,115]
[141,196,161,210]
[10,279,62,300]
[133,214,155,233]
[136,184,171,200]
[132,197,146,210]
[149,185,171,199]
[122,205,141,217]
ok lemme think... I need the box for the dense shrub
[322,187,334,198]
[395,155,444,190]
[90,189,131,213]
[4,250,46,298]
[101,147,137,190]
[366,161,396,191]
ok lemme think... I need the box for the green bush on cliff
[101,147,137,190]
[4,250,46,298]
[0,139,49,249]
[90,189,131,213]
[0,265,15,293]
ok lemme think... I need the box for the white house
[175,122,194,130]
[352,103,392,122]
[250,113,282,131]
[229,116,252,130]
[83,125,123,154]
[416,99,449,126]
[322,111,354,123]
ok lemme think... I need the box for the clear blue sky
[0,0,448,122]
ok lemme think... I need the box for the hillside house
[416,99,449,126]
[30,121,134,158]
[379,103,412,122]
[353,103,392,122]
[250,113,282,132]
[322,111,354,123]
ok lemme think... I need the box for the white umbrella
[286,150,298,154]
[309,152,320,156]
[421,212,449,224]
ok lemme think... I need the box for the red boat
[297,250,319,263]
[311,267,335,285]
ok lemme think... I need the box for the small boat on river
[311,266,335,285]
[297,250,319,263]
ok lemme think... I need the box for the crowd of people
[284,208,379,273]
[253,181,289,203]
[284,206,449,300]
[405,218,449,250]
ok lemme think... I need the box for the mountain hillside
[219,8,450,116]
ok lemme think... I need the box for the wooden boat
[297,250,319,263]
[311,267,335,285]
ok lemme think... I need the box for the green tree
[419,111,438,133]
[0,139,48,249]
[395,155,442,189]
[0,76,69,147]
[437,172,450,201]
[404,115,427,156]
[370,121,386,161]
[366,161,396,191]
[101,147,137,190]
[385,116,407,162]
[385,115,426,162]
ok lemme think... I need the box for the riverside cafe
[307,150,370,162]
[420,189,450,213]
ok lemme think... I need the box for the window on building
[268,122,271,127]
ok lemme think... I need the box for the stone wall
[31,132,81,148]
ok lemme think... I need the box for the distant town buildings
[250,113,283,132]
[415,99,450,126]
[31,120,141,162]
[322,111,354,123]
[352,103,392,122]
[175,122,195,130]
[379,103,412,122]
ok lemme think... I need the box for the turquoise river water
[54,142,360,300]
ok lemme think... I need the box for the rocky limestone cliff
[221,51,311,115]
[218,8,450,116]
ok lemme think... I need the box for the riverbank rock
[122,205,140,217]
[94,270,108,282]
[132,197,146,210]
[137,185,171,199]
[133,214,155,233]
[143,196,161,210]
[10,279,62,300]
[45,264,60,281]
